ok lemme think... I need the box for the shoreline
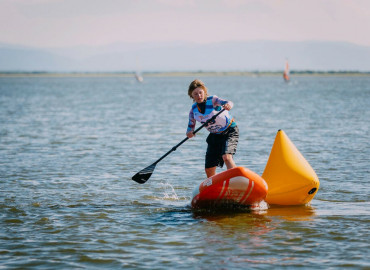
[1,71,370,78]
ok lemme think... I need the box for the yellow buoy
[262,130,319,205]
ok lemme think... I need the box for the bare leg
[205,167,217,178]
[222,154,236,170]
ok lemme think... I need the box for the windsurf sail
[135,72,143,83]
[283,59,290,82]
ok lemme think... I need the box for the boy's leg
[222,154,236,169]
[205,167,217,178]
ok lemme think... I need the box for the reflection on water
[191,203,315,232]
[262,204,316,221]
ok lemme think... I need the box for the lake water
[0,74,369,269]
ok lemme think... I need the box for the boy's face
[192,87,205,103]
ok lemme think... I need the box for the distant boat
[135,72,144,83]
[283,60,290,82]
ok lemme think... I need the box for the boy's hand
[186,131,195,138]
[223,103,232,110]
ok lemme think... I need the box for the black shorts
[205,125,239,168]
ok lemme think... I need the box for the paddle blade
[131,163,156,184]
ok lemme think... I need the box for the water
[0,75,369,269]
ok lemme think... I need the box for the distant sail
[135,72,144,83]
[283,59,290,82]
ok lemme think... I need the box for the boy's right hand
[186,131,195,138]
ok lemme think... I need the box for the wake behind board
[191,167,268,209]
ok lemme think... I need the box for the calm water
[0,75,369,269]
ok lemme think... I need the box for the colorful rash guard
[187,95,236,134]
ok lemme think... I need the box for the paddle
[132,108,226,184]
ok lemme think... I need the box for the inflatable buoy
[191,167,268,209]
[262,130,319,205]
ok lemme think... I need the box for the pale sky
[1,0,370,48]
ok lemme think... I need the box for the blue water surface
[0,74,369,269]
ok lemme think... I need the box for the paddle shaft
[131,108,227,183]
[152,108,226,166]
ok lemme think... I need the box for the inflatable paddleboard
[191,167,268,209]
[262,130,320,205]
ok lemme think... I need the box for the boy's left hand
[223,103,232,110]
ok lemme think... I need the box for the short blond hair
[188,79,208,101]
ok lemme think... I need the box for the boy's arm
[212,95,233,109]
[186,109,196,134]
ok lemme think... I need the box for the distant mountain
[1,40,370,72]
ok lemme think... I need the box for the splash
[250,201,269,213]
[159,181,179,201]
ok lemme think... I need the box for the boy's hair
[188,79,208,100]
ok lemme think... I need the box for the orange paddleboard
[191,167,268,209]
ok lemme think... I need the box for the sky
[1,0,370,48]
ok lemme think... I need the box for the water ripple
[0,76,369,269]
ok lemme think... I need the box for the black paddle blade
[131,163,156,184]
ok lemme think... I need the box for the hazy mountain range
[1,40,370,72]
